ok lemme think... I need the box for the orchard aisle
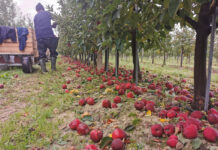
[0,56,217,150]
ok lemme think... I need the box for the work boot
[39,58,48,73]
[51,57,56,71]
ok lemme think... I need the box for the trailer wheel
[22,56,33,73]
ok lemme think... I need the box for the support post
[204,7,217,111]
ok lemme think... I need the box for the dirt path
[0,72,42,122]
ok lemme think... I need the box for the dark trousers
[37,37,58,59]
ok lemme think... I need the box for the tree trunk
[115,48,119,77]
[97,51,103,70]
[192,32,208,110]
[204,8,217,111]
[84,53,87,64]
[180,46,184,67]
[177,55,179,63]
[141,48,144,63]
[188,54,191,64]
[86,53,90,66]
[105,48,109,72]
[152,49,155,64]
[93,52,97,67]
[81,53,84,62]
[191,2,211,110]
[79,54,82,62]
[131,29,141,81]
[74,55,78,61]
[162,51,166,66]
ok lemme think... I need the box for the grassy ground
[110,56,218,83]
[0,56,217,150]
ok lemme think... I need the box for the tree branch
[184,15,198,30]
[216,22,218,28]
[209,0,218,15]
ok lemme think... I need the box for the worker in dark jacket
[34,3,58,72]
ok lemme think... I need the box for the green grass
[0,60,75,150]
[108,55,218,83]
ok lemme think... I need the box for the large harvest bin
[0,28,38,73]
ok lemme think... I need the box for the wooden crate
[0,28,38,57]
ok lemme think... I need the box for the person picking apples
[34,3,58,72]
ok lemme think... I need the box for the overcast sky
[14,0,59,19]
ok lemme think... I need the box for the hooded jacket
[34,3,55,40]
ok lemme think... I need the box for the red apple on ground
[164,124,175,136]
[87,77,92,81]
[112,103,118,108]
[183,124,198,139]
[66,80,71,84]
[151,124,163,137]
[77,123,90,135]
[69,119,81,130]
[203,127,217,142]
[134,101,144,111]
[87,97,95,105]
[114,96,121,103]
[111,139,124,150]
[62,84,67,89]
[100,84,105,89]
[127,92,134,98]
[79,99,86,106]
[112,128,126,140]
[102,100,111,108]
[84,144,99,150]
[90,129,103,143]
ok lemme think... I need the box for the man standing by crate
[34,3,58,72]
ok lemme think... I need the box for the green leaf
[168,0,182,17]
[57,140,68,145]
[84,121,93,126]
[124,125,136,132]
[81,116,93,122]
[128,112,137,117]
[178,133,190,144]
[100,137,113,149]
[117,103,123,107]
[164,0,170,8]
[132,118,142,126]
[160,10,166,23]
[112,9,120,20]
[183,0,192,13]
[191,138,202,150]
